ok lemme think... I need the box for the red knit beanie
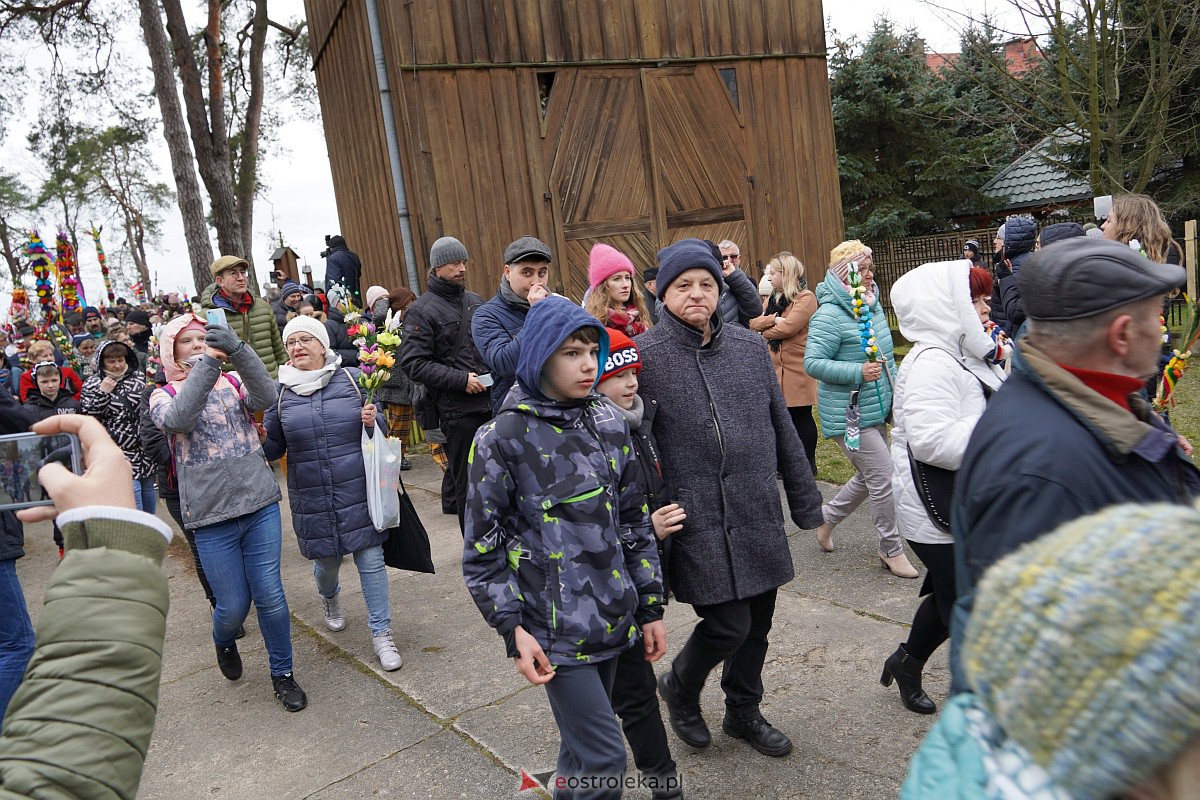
[588,243,635,291]
[600,327,640,382]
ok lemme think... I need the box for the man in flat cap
[471,235,554,416]
[948,237,1200,689]
[201,256,287,378]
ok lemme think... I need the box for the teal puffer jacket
[901,694,989,799]
[804,270,895,437]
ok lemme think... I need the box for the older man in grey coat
[636,238,824,759]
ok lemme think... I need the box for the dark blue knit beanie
[655,238,723,299]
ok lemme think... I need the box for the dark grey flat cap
[503,235,553,265]
[1019,238,1185,321]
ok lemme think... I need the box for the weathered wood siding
[306,0,842,298]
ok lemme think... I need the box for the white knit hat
[282,315,329,351]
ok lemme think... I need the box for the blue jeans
[0,558,35,719]
[312,544,392,637]
[133,477,157,515]
[192,504,293,676]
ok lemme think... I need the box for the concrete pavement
[15,454,944,799]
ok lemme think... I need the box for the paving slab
[11,456,942,799]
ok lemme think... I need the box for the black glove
[204,323,245,357]
[994,259,1013,280]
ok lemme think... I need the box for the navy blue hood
[515,296,609,402]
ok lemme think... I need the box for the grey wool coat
[635,311,825,606]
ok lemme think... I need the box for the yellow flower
[376,331,401,347]
[377,352,396,369]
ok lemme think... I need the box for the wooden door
[642,65,751,274]
[544,70,656,301]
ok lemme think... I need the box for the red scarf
[1060,364,1145,412]
[219,289,254,315]
[607,304,647,337]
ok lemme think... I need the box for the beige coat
[750,291,818,407]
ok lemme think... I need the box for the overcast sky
[4,0,1027,309]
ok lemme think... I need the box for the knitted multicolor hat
[827,240,872,283]
[599,327,640,382]
[965,502,1200,800]
[588,243,635,291]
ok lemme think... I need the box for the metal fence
[872,220,1198,329]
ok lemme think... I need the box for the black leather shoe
[235,625,246,640]
[400,457,413,471]
[657,671,710,749]
[271,673,307,712]
[216,644,242,681]
[721,712,793,757]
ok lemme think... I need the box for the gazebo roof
[979,132,1092,211]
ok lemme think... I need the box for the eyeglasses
[285,335,319,349]
[722,254,740,262]
[221,268,250,277]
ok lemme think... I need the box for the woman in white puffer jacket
[881,260,1007,716]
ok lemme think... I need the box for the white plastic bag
[362,424,403,530]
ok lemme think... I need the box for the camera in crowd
[320,234,333,259]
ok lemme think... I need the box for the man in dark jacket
[993,215,1037,337]
[716,239,763,327]
[0,390,37,718]
[272,281,305,330]
[323,235,362,309]
[950,237,1200,690]
[637,239,824,759]
[472,235,554,416]
[399,236,491,533]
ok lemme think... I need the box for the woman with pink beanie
[584,243,654,336]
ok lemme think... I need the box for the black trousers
[788,405,819,475]
[612,642,676,779]
[671,588,778,715]
[442,411,490,536]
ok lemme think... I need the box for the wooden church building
[304,0,843,297]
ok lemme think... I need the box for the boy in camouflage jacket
[464,297,666,798]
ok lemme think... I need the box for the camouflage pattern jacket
[463,297,664,666]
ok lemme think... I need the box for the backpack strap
[343,367,363,403]
[907,346,994,400]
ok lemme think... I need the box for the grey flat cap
[503,235,553,265]
[1019,238,1184,321]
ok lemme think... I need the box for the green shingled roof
[980,133,1092,210]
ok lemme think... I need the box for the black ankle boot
[216,643,242,681]
[657,671,711,748]
[880,644,936,714]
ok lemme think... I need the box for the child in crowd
[149,313,305,713]
[22,362,80,420]
[23,360,81,558]
[585,243,653,336]
[73,336,98,380]
[16,340,81,402]
[594,327,685,799]
[80,340,156,512]
[464,297,666,800]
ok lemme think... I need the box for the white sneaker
[321,594,346,631]
[372,631,403,671]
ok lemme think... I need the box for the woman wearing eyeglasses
[261,316,402,673]
[805,240,919,578]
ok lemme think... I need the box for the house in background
[302,0,843,297]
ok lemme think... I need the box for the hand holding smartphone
[206,308,228,327]
[11,415,136,521]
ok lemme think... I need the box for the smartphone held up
[0,432,83,511]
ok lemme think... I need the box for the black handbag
[382,476,436,574]
[907,446,956,533]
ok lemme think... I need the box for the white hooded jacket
[889,261,1006,545]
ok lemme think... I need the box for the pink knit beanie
[588,243,635,291]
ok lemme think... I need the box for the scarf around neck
[278,350,341,396]
[602,393,644,431]
[499,277,530,311]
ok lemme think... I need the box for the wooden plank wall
[387,0,825,65]
[305,0,406,296]
[306,0,843,297]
